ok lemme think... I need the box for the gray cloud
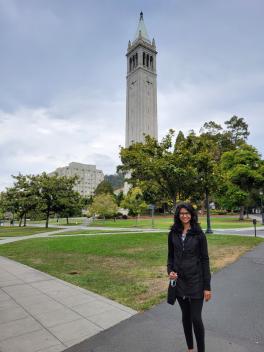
[0,0,263,190]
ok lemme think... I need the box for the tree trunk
[19,216,23,227]
[66,217,69,225]
[135,214,139,227]
[23,213,27,227]
[45,210,50,228]
[200,200,205,216]
[246,208,249,219]
[239,206,244,221]
[172,196,177,213]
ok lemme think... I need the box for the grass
[51,229,135,235]
[0,232,262,311]
[89,216,260,230]
[0,227,58,237]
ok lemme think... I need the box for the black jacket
[167,227,211,299]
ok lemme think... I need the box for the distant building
[50,162,104,197]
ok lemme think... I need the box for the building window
[146,54,149,67]
[150,56,153,70]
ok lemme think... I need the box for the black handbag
[167,279,177,305]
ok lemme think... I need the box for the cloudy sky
[0,0,263,190]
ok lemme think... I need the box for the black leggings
[176,296,204,352]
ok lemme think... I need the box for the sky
[0,0,263,191]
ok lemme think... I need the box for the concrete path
[212,228,264,238]
[65,242,264,352]
[0,256,136,352]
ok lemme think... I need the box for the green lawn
[89,216,260,230]
[0,227,58,237]
[51,229,135,235]
[0,232,262,311]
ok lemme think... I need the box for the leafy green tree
[5,174,38,226]
[224,115,249,146]
[32,173,79,228]
[88,193,118,220]
[119,130,196,209]
[0,192,8,221]
[121,187,148,226]
[216,182,248,212]
[56,188,82,224]
[115,191,124,207]
[221,144,264,219]
[94,180,114,195]
[182,132,222,232]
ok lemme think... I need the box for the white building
[50,162,104,197]
[125,12,158,147]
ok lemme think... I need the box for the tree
[56,188,82,224]
[88,193,118,220]
[94,180,114,195]
[0,192,8,221]
[221,144,264,220]
[116,191,124,207]
[5,174,38,226]
[121,187,148,225]
[182,132,222,232]
[32,173,79,228]
[216,182,248,212]
[118,130,196,210]
[224,115,249,146]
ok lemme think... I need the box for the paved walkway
[0,256,136,352]
[64,242,264,352]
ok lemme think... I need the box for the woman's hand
[169,271,178,280]
[204,290,212,302]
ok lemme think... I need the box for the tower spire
[134,11,150,43]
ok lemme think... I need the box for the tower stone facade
[125,12,158,147]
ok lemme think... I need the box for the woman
[167,203,212,352]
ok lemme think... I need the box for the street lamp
[205,188,213,234]
[259,191,264,225]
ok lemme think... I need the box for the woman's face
[179,207,191,225]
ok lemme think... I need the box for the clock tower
[125,12,158,147]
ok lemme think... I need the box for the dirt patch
[121,247,146,254]
[82,254,136,271]
[136,277,168,303]
[135,266,168,303]
[30,258,44,264]
[210,245,247,271]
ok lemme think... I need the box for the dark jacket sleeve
[200,231,211,291]
[167,230,174,275]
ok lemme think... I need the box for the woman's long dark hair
[171,202,201,233]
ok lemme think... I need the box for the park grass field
[0,232,262,311]
[89,216,260,230]
[0,227,57,237]
[51,229,130,235]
